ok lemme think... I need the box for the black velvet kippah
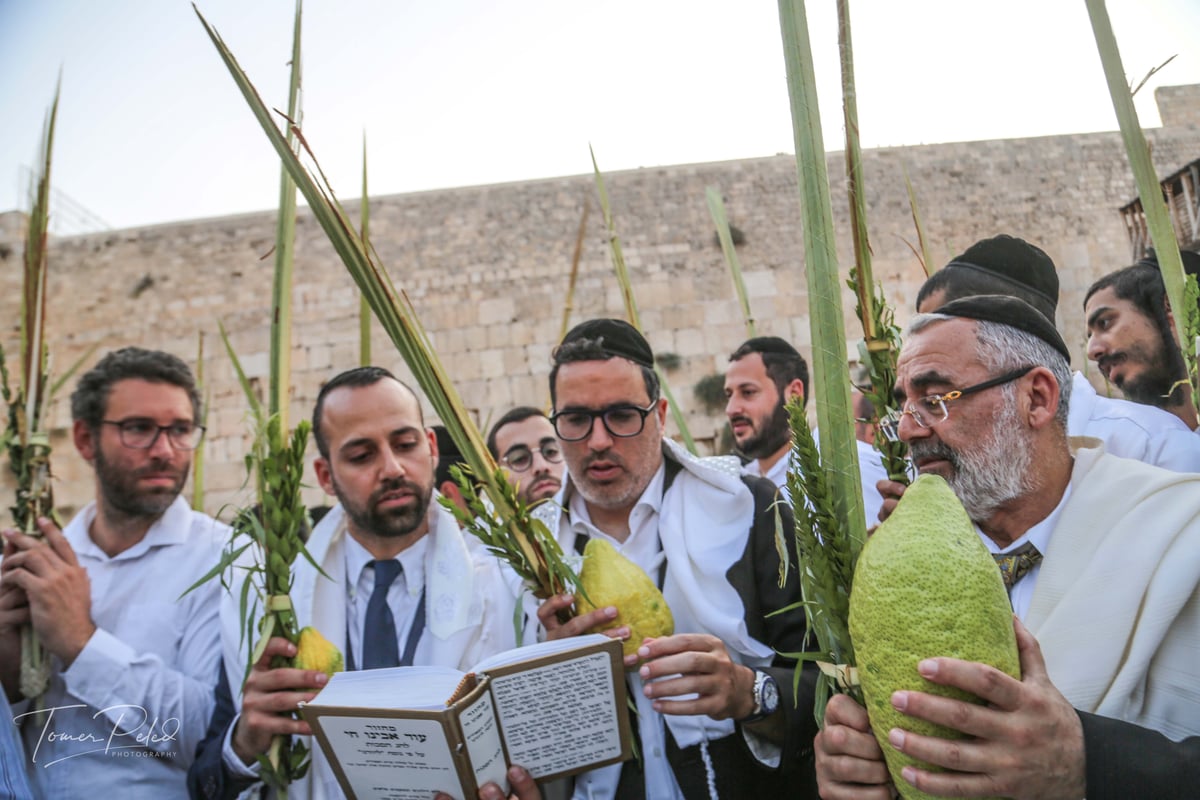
[943,234,1059,321]
[933,294,1071,363]
[559,318,654,367]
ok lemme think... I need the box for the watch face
[761,675,780,714]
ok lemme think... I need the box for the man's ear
[1025,367,1061,430]
[426,427,439,466]
[314,457,337,497]
[655,396,669,426]
[74,419,97,462]
[783,378,806,405]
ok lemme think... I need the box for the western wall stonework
[1,85,1196,520]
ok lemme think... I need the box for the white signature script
[13,703,181,767]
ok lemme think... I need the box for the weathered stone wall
[1,86,1196,521]
[1157,84,1200,130]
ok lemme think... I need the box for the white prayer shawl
[537,438,776,794]
[219,501,511,800]
[1029,442,1200,741]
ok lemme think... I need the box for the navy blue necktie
[362,559,402,669]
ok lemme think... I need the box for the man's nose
[587,419,614,451]
[896,408,930,444]
[379,447,406,478]
[147,428,177,458]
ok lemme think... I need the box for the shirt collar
[342,525,428,598]
[741,454,788,486]
[566,460,666,547]
[976,479,1073,556]
[67,495,192,561]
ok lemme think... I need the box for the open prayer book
[300,634,633,800]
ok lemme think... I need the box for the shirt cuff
[740,726,782,768]
[60,628,136,705]
[221,713,263,778]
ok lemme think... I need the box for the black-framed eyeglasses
[102,418,206,450]
[880,365,1035,442]
[550,400,658,443]
[501,440,564,472]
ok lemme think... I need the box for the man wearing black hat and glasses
[531,318,815,800]
[817,296,1200,800]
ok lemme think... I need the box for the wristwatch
[744,669,780,722]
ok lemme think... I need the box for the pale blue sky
[2,0,1198,231]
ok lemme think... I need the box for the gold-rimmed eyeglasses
[880,365,1035,442]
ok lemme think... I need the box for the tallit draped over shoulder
[1029,442,1200,740]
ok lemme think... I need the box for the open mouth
[586,461,621,481]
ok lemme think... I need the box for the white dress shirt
[743,438,891,525]
[565,463,688,800]
[218,503,514,798]
[975,482,1071,621]
[343,534,428,668]
[220,525,431,788]
[13,497,228,799]
[1068,372,1200,472]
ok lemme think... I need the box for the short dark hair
[727,336,809,410]
[312,366,421,459]
[1086,250,1200,324]
[70,347,201,429]
[916,266,1056,320]
[548,338,660,408]
[1085,263,1166,321]
[487,406,547,458]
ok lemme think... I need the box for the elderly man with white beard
[815,295,1200,800]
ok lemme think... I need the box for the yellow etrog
[575,538,674,658]
[848,473,1019,800]
[294,626,344,678]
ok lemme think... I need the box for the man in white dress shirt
[723,336,890,524]
[189,366,514,800]
[0,347,228,798]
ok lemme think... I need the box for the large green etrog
[848,473,1019,800]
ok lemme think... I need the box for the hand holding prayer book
[300,634,632,800]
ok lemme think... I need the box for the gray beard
[909,398,1032,522]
